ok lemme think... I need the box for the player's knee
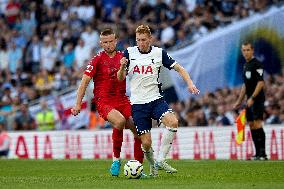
[168,117,178,128]
[114,117,126,130]
[141,137,152,151]
[142,141,152,151]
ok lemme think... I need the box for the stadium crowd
[0,0,283,130]
[170,71,284,127]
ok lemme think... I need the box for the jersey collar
[137,46,152,54]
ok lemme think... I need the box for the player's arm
[117,49,129,81]
[72,56,97,115]
[71,74,92,116]
[161,49,199,94]
[117,57,128,81]
[234,84,246,109]
[173,64,200,95]
[251,81,264,99]
[247,62,265,107]
[246,79,265,108]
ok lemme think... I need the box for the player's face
[100,34,117,54]
[136,33,152,53]
[241,44,254,61]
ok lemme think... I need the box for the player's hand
[71,105,81,116]
[188,84,200,95]
[120,57,128,68]
[246,98,254,108]
[233,101,242,110]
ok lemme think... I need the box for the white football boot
[156,160,177,173]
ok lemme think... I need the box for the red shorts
[95,98,132,121]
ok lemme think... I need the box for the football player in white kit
[117,25,199,177]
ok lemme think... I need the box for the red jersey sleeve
[84,55,100,77]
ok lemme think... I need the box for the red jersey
[84,51,128,103]
[6,2,20,24]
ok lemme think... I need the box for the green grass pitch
[0,159,283,189]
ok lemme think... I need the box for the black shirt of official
[242,57,265,101]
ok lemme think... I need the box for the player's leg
[247,105,259,160]
[96,102,126,176]
[118,101,144,164]
[252,101,267,160]
[132,104,157,177]
[140,132,157,177]
[248,121,259,160]
[107,109,127,176]
[157,113,178,173]
[125,118,144,164]
[253,119,267,160]
[247,102,266,160]
[153,99,178,173]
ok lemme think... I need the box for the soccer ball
[124,160,143,179]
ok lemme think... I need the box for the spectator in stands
[35,99,56,131]
[74,38,91,69]
[13,101,36,130]
[25,35,41,73]
[7,41,22,74]
[80,25,100,51]
[40,35,57,71]
[0,0,282,131]
[4,0,20,28]
[21,11,37,40]
[0,122,10,158]
[53,65,71,91]
[63,43,75,69]
[34,69,54,96]
[0,84,13,113]
[0,37,9,73]
[216,105,231,126]
[266,104,281,124]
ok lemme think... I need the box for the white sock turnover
[157,127,177,162]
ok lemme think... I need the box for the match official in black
[234,42,267,160]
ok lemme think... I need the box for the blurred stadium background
[0,0,284,161]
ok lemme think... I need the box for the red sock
[134,138,144,163]
[112,128,123,159]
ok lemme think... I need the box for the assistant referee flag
[236,109,246,145]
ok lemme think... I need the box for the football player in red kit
[71,28,144,176]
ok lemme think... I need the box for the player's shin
[157,127,177,162]
[112,128,123,161]
[134,137,144,163]
[142,146,158,176]
[142,146,155,166]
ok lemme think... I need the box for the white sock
[157,127,177,162]
[113,156,120,162]
[142,147,155,166]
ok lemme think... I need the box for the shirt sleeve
[84,55,98,77]
[254,61,264,81]
[162,49,176,70]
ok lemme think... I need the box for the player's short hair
[136,25,151,36]
[100,28,115,36]
[242,42,254,49]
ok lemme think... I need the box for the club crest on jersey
[133,65,153,74]
[245,71,251,79]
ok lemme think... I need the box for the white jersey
[124,46,177,104]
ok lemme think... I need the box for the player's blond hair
[135,25,151,36]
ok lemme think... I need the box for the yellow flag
[235,109,246,145]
